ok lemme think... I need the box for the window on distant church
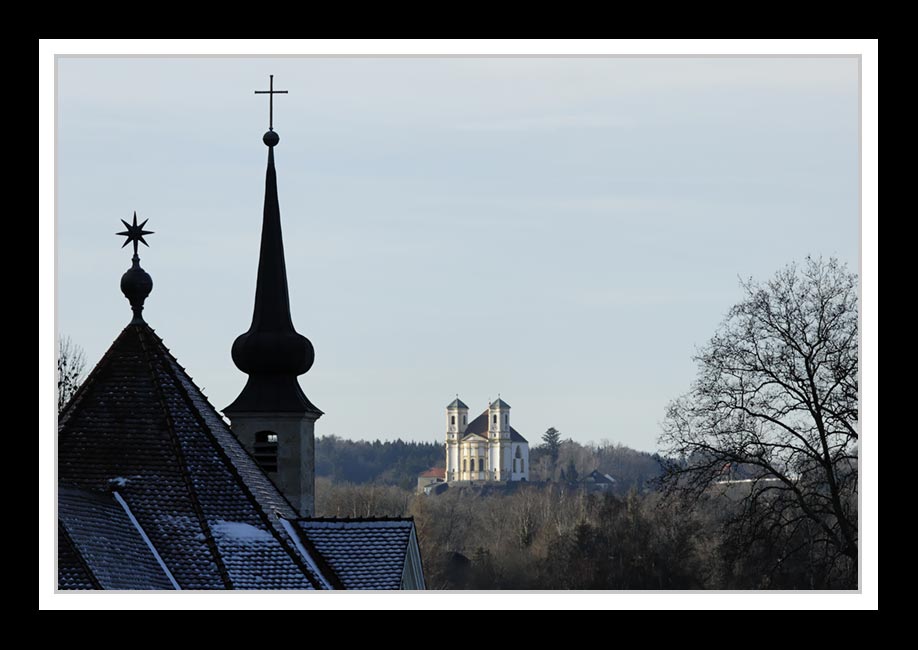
[521,459,525,473]
[514,459,518,473]
[254,431,278,473]
[478,458,484,472]
[463,459,467,471]
[451,415,455,425]
[463,415,467,425]
[504,414,508,425]
[492,414,497,424]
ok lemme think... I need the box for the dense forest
[315,434,664,494]
[315,435,442,489]
[314,435,855,590]
[315,477,855,590]
[312,258,861,590]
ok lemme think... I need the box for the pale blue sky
[56,57,860,452]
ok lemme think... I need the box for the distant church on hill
[444,397,530,482]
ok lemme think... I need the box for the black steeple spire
[225,76,320,416]
[117,212,154,325]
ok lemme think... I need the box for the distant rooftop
[419,467,446,479]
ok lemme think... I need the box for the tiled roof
[58,521,100,590]
[464,411,489,437]
[489,398,511,409]
[463,410,528,443]
[446,398,469,410]
[419,467,446,479]
[58,486,175,590]
[292,518,416,590]
[509,428,527,443]
[584,470,616,484]
[58,323,327,590]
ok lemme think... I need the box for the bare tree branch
[57,335,86,415]
[658,257,858,588]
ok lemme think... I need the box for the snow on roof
[292,518,418,590]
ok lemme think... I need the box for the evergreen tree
[541,427,562,460]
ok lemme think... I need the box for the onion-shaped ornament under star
[117,212,155,254]
[117,212,154,326]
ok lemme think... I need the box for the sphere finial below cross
[255,74,288,146]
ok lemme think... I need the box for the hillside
[315,435,443,490]
[315,435,664,494]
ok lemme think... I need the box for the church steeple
[224,76,321,517]
[225,77,320,416]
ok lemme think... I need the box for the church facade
[445,398,529,482]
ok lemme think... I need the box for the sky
[56,56,860,452]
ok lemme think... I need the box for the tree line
[60,257,859,589]
[316,257,859,589]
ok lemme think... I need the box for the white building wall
[442,401,529,483]
[445,405,467,483]
[510,442,530,481]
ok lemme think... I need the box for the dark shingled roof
[462,410,528,443]
[446,398,469,410]
[489,398,511,409]
[583,470,617,484]
[58,521,101,590]
[58,323,328,590]
[58,486,175,590]
[293,518,416,590]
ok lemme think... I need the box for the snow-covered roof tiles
[292,518,419,590]
[58,324,324,589]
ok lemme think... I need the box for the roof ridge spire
[117,211,154,325]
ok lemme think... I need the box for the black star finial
[117,212,154,255]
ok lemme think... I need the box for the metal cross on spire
[254,74,288,131]
[117,212,154,255]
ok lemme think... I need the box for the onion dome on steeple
[225,75,321,416]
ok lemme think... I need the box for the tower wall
[229,411,319,516]
[445,404,468,482]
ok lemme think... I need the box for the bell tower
[445,397,468,482]
[489,397,511,480]
[224,75,322,517]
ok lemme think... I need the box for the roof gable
[464,411,489,436]
[463,410,528,443]
[293,518,422,590]
[58,324,328,590]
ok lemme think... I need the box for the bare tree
[58,335,86,414]
[658,257,858,587]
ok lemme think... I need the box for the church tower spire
[224,76,322,517]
